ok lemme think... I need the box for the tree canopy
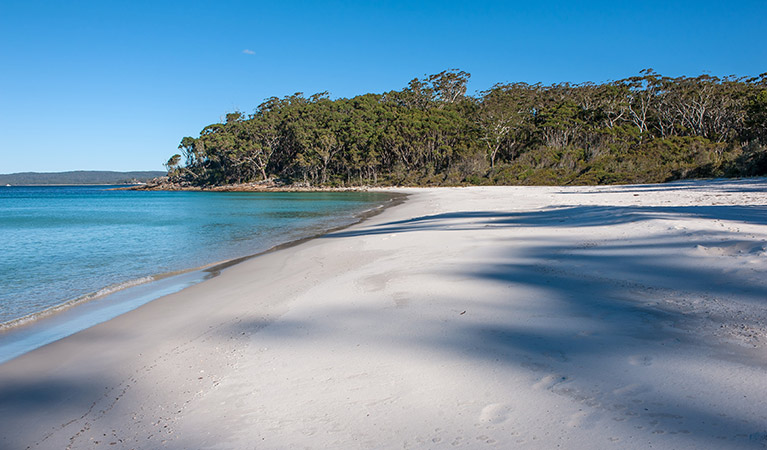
[166,69,767,187]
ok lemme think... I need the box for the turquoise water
[0,186,391,326]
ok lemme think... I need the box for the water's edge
[0,191,407,365]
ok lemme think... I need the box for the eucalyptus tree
[534,83,587,149]
[620,69,662,137]
[479,83,535,169]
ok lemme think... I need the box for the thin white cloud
[242,49,256,55]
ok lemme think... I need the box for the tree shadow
[557,178,767,194]
[215,272,767,446]
[326,204,767,239]
[0,373,112,448]
[0,329,230,449]
[306,204,767,444]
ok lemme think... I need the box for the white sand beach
[1,179,766,449]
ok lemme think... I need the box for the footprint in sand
[628,355,653,366]
[612,383,651,396]
[393,292,410,309]
[478,403,513,424]
[567,410,595,428]
[533,374,567,391]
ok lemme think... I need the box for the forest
[165,70,767,187]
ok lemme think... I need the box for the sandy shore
[1,180,766,449]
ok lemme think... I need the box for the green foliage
[169,70,767,187]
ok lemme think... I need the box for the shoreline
[0,191,406,364]
[120,179,389,192]
[1,181,765,449]
[120,175,767,193]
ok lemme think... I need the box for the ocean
[0,185,393,361]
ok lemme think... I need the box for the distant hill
[0,171,166,185]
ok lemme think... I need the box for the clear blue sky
[1,0,765,173]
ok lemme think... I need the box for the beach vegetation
[165,70,767,187]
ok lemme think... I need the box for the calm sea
[0,186,391,329]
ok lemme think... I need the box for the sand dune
[1,179,766,449]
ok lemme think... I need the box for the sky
[1,0,765,173]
